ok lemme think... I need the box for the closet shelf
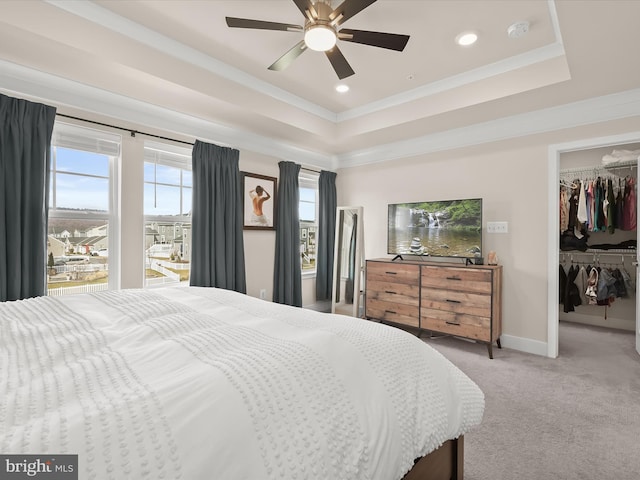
[561,248,636,255]
[585,249,636,255]
[560,160,637,178]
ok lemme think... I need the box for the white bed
[0,286,484,479]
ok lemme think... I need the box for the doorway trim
[547,131,640,358]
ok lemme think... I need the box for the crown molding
[0,59,336,169]
[3,59,639,172]
[336,88,640,168]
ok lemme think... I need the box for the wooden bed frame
[403,436,463,480]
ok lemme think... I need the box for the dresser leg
[487,343,494,359]
[496,337,502,349]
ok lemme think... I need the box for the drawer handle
[385,310,397,314]
[445,321,460,326]
[446,299,461,303]
[385,271,398,275]
[446,276,461,281]
[384,290,397,294]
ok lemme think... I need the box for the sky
[51,147,192,216]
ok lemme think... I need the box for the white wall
[336,117,640,354]
[43,103,640,354]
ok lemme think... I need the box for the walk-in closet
[559,143,639,340]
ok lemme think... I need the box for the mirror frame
[331,206,364,317]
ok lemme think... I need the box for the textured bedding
[0,286,484,479]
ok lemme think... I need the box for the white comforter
[0,287,484,480]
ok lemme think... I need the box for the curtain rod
[56,113,196,147]
[56,113,325,172]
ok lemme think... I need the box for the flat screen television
[388,198,483,259]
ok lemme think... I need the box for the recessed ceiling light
[335,84,349,93]
[455,31,478,46]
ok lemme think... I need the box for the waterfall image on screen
[388,198,482,258]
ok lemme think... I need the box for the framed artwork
[242,172,277,230]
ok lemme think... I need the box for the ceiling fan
[225,0,410,80]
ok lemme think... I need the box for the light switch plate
[487,221,508,233]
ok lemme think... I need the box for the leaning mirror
[331,206,364,317]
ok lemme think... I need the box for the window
[47,123,120,296]
[144,142,192,286]
[299,172,319,273]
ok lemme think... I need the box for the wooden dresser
[365,258,503,358]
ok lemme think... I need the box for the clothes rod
[560,161,637,176]
[562,250,637,256]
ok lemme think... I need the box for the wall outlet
[486,221,509,234]
[259,289,267,300]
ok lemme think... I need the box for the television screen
[388,198,482,259]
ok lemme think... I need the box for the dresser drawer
[366,299,419,328]
[367,262,420,285]
[364,259,501,358]
[421,266,492,294]
[367,280,419,305]
[421,310,491,342]
[421,288,491,317]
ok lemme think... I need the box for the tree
[47,252,56,276]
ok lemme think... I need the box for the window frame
[299,171,319,276]
[48,123,121,292]
[143,141,192,287]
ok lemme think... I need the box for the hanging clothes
[620,266,635,295]
[594,178,607,232]
[559,264,567,304]
[585,267,599,305]
[606,178,617,233]
[560,186,570,233]
[563,265,582,313]
[596,267,617,305]
[575,265,589,305]
[611,268,627,298]
[616,178,625,231]
[623,176,637,231]
[577,180,588,225]
[585,180,594,231]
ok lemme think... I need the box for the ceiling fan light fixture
[304,24,337,52]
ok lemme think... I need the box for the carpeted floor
[423,321,640,480]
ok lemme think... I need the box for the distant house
[145,222,191,261]
[47,235,66,258]
[70,236,108,255]
[85,224,108,237]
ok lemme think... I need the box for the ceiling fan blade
[291,0,315,19]
[325,46,355,80]
[330,0,377,26]
[339,29,410,51]
[226,17,302,32]
[268,40,308,72]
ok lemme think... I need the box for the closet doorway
[549,133,640,358]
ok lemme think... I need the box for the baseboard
[500,334,548,357]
